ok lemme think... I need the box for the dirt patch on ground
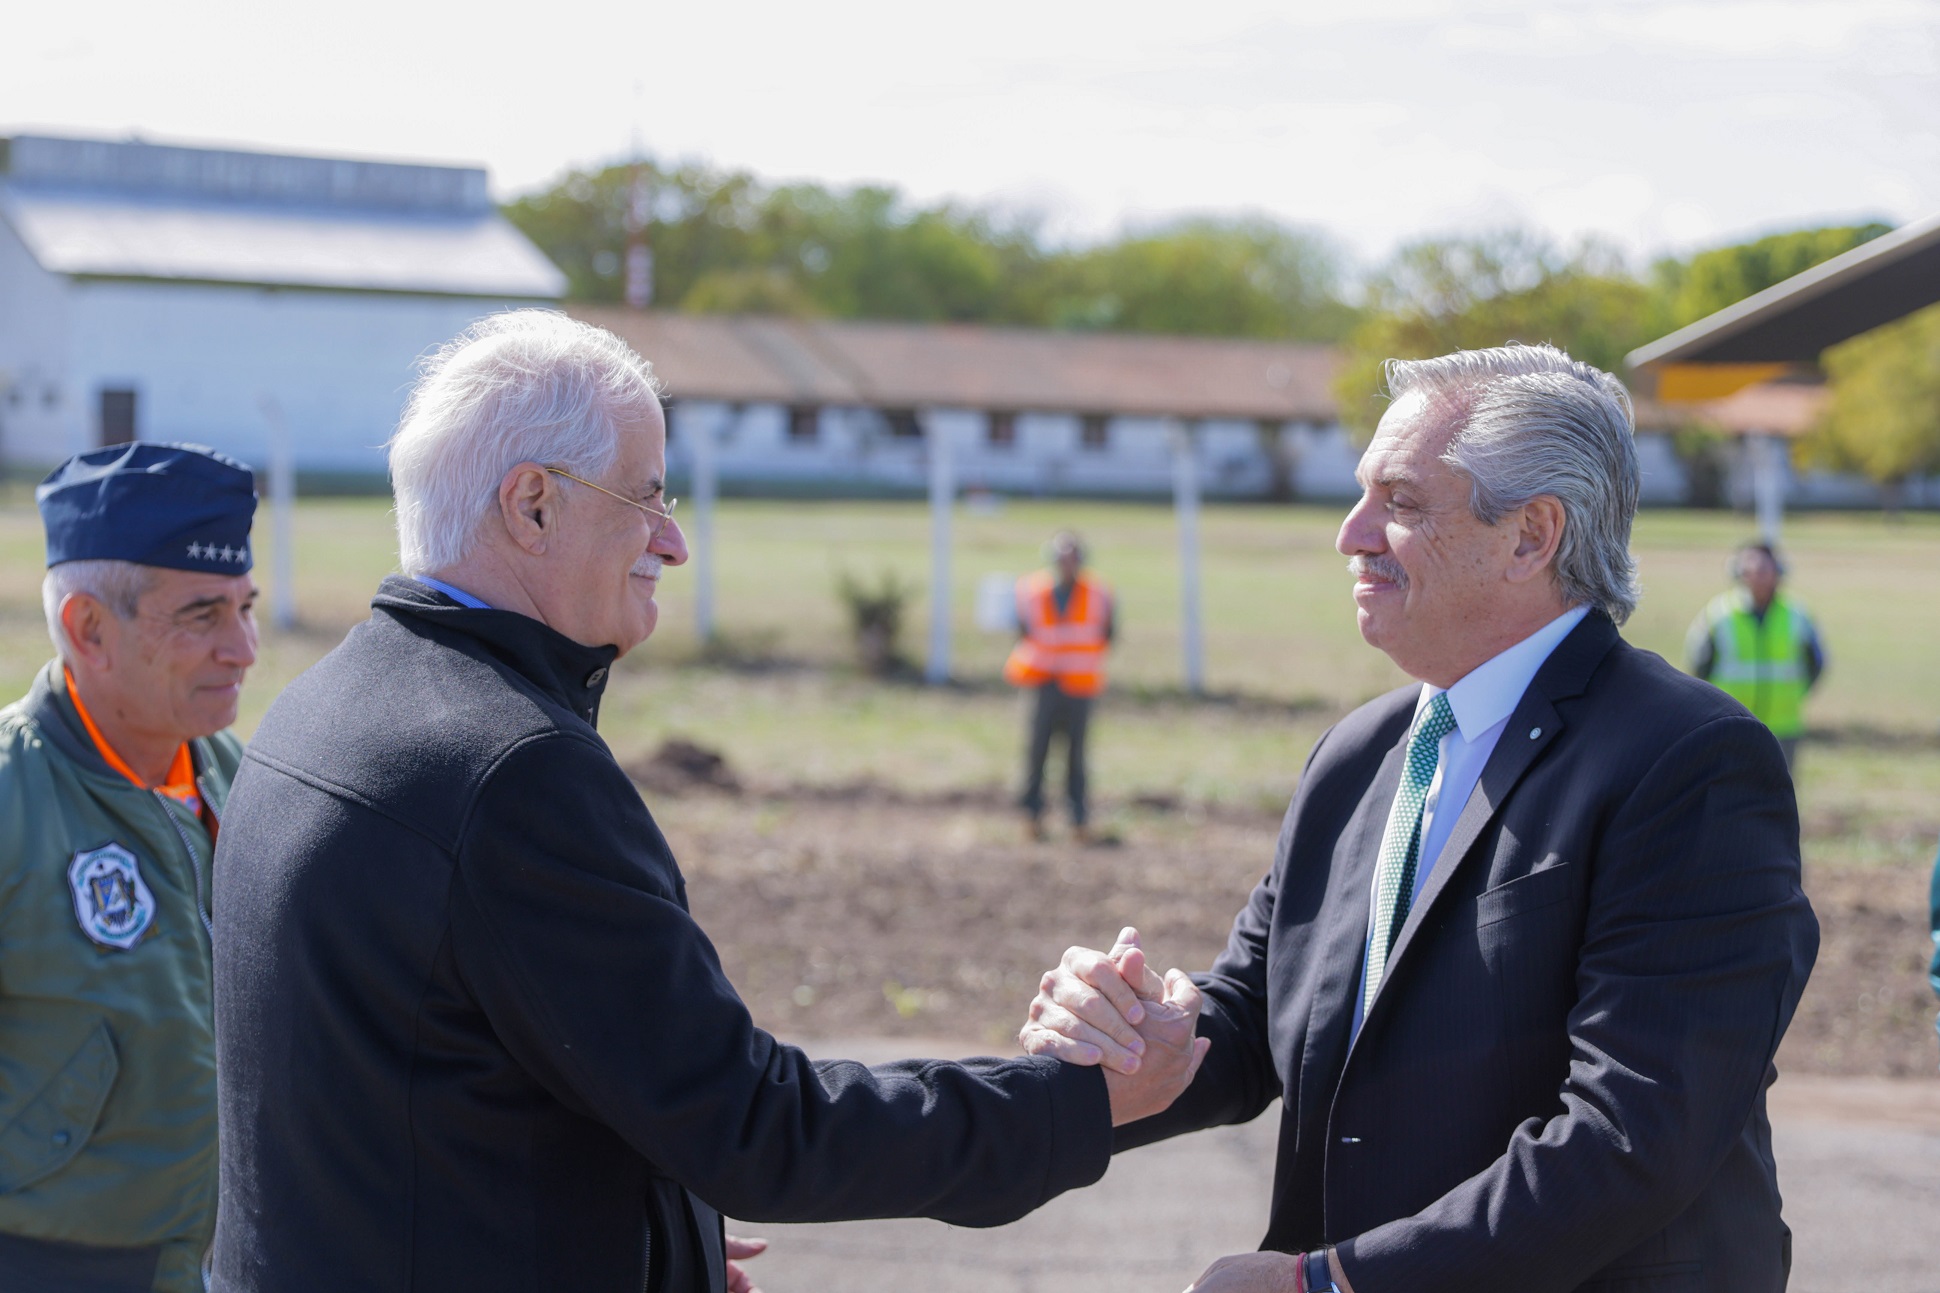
[1786,860,1938,1077]
[656,787,1939,1076]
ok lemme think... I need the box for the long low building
[577,308,1713,504]
[0,132,564,476]
[577,307,1367,499]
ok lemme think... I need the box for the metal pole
[925,410,954,684]
[1751,432,1784,543]
[260,395,297,631]
[691,404,721,643]
[1171,419,1204,694]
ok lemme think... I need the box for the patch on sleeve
[67,843,158,950]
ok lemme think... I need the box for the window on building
[885,409,922,439]
[789,406,821,442]
[99,389,137,446]
[986,411,1016,448]
[1080,414,1110,451]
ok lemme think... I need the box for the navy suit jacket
[1122,612,1818,1293]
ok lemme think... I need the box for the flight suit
[0,661,239,1292]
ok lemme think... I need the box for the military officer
[0,442,258,1291]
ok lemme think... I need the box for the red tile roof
[572,308,1342,422]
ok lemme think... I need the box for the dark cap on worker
[37,442,258,573]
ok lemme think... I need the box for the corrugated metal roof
[0,133,565,298]
[576,308,1341,421]
[4,134,493,213]
[1,188,565,298]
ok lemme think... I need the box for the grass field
[2,494,1936,813]
[3,492,1936,1070]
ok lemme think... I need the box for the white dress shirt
[1353,603,1590,1036]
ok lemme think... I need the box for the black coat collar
[371,576,620,725]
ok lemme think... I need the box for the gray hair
[388,310,665,576]
[1384,343,1641,624]
[43,559,155,662]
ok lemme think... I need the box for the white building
[577,308,1367,500]
[0,133,564,477]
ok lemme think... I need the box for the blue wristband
[1305,1249,1335,1292]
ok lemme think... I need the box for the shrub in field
[836,569,917,676]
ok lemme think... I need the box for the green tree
[1044,217,1357,341]
[1333,231,1653,435]
[1805,302,1940,511]
[502,163,1355,340]
[1649,222,1892,334]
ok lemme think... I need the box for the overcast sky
[8,0,1938,267]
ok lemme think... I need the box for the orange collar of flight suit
[63,665,209,830]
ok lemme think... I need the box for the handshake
[1015,929,1312,1292]
[1018,926,1212,1127]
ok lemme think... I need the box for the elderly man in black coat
[210,311,1207,1293]
[1023,344,1819,1293]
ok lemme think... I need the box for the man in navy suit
[1021,343,1818,1293]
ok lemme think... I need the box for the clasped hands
[1020,930,1313,1293]
[1018,926,1210,1126]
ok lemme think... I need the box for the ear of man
[498,463,561,557]
[1505,494,1566,587]
[59,592,118,671]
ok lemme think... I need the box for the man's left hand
[725,1235,767,1293]
[1184,1251,1305,1292]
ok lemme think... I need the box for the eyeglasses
[545,467,679,536]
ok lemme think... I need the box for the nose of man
[653,517,690,567]
[1336,492,1385,558]
[218,615,259,669]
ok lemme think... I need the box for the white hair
[43,560,155,663]
[1384,342,1642,624]
[388,310,666,576]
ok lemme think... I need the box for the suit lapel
[1295,727,1408,1141]
[1371,612,1622,1014]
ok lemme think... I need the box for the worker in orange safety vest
[1003,531,1114,842]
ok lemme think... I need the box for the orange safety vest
[1003,571,1111,697]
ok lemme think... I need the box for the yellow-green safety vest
[1700,591,1812,739]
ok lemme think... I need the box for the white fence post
[689,403,722,643]
[260,395,297,631]
[1171,418,1204,694]
[925,409,955,685]
[1751,431,1785,543]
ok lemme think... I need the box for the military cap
[37,442,258,573]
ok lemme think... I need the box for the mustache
[1348,555,1409,588]
[631,554,664,580]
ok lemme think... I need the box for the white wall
[668,401,1364,500]
[0,216,75,467]
[37,281,545,474]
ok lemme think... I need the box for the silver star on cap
[187,542,204,560]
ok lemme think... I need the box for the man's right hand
[1018,928,1210,1126]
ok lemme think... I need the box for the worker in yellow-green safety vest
[1686,540,1825,770]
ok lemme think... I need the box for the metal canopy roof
[575,308,1341,421]
[1628,213,1940,369]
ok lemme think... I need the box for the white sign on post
[975,573,1017,633]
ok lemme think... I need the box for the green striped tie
[1363,691,1457,1006]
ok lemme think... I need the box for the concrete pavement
[729,1037,1940,1293]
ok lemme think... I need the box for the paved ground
[728,1038,1940,1293]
